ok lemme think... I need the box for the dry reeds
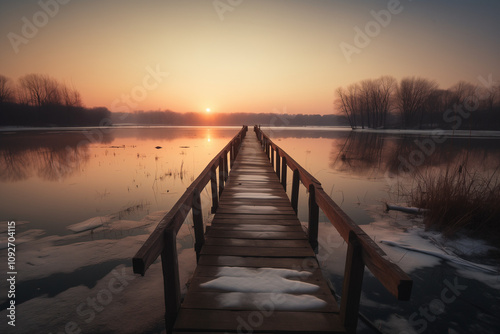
[401,159,500,237]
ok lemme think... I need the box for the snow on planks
[173,134,345,333]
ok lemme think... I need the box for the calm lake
[0,126,499,333]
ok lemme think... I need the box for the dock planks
[173,134,345,333]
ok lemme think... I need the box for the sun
[206,108,211,113]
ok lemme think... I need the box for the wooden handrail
[133,126,248,276]
[254,126,412,301]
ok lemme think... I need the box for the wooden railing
[132,126,247,331]
[254,126,412,333]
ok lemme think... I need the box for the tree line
[335,76,500,130]
[0,74,110,126]
[111,110,349,127]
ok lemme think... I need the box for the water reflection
[330,131,500,177]
[0,132,114,182]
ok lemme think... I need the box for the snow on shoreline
[0,211,197,334]
[351,128,500,138]
[67,215,114,232]
[316,205,499,287]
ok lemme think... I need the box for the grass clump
[402,160,500,238]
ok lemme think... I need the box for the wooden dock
[133,126,412,334]
[174,130,342,333]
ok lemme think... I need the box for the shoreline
[2,124,500,138]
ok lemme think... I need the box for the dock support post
[291,169,300,214]
[281,157,287,191]
[308,184,319,253]
[340,232,365,334]
[161,228,181,334]
[192,188,204,262]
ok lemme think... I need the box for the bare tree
[19,74,61,107]
[378,76,396,128]
[395,77,438,128]
[60,84,82,107]
[449,81,478,106]
[335,84,361,128]
[0,75,15,104]
[355,76,396,129]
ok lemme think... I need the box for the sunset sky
[1,0,499,114]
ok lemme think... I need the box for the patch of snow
[217,292,327,311]
[215,266,313,279]
[200,276,319,293]
[67,216,114,233]
[200,266,320,296]
[0,220,30,233]
[380,240,498,274]
[376,314,419,334]
[0,210,197,334]
[0,229,45,249]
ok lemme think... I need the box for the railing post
[235,136,240,157]
[230,143,235,168]
[281,157,287,191]
[223,150,229,182]
[218,156,224,198]
[340,232,365,334]
[308,184,319,253]
[210,165,218,213]
[275,148,281,181]
[161,227,181,334]
[291,169,300,214]
[192,188,204,262]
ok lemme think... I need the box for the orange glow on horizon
[1,1,498,115]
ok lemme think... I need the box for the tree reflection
[0,131,113,181]
[330,131,500,177]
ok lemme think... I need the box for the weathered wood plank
[204,237,310,248]
[217,199,292,207]
[211,218,302,226]
[181,292,339,313]
[198,255,320,269]
[205,230,308,240]
[174,309,345,333]
[216,206,297,215]
[208,224,304,232]
[212,214,300,220]
[200,245,315,257]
